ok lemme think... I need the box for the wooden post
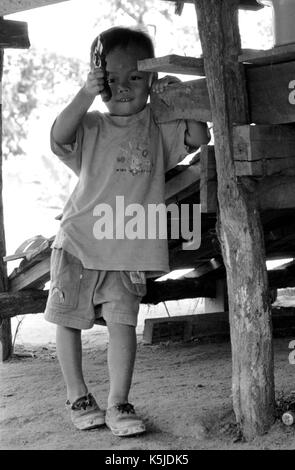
[0,45,12,361]
[194,0,275,439]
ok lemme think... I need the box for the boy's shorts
[44,248,147,330]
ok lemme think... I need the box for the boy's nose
[118,81,130,92]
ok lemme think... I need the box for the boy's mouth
[117,97,132,102]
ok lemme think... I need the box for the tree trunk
[0,46,12,361]
[194,0,275,439]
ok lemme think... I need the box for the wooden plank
[161,0,263,11]
[0,19,30,49]
[139,46,295,76]
[258,176,295,210]
[150,79,211,123]
[143,277,216,304]
[247,61,295,124]
[0,289,48,320]
[0,0,69,16]
[143,312,230,344]
[179,258,223,279]
[148,62,295,126]
[240,44,295,66]
[186,142,295,210]
[143,306,295,345]
[138,55,205,76]
[233,124,295,176]
[8,256,50,291]
[200,145,217,213]
[165,162,200,202]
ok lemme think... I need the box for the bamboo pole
[0,44,12,361]
[194,0,275,439]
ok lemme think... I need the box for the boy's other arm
[184,120,210,150]
[53,69,105,145]
[151,76,210,150]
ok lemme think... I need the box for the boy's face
[105,45,152,116]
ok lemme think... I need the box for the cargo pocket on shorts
[49,248,82,309]
[120,271,147,297]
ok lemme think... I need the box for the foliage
[2,48,87,159]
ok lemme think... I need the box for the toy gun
[93,36,111,102]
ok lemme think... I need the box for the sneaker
[105,403,146,436]
[65,393,105,430]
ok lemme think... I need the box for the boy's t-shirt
[51,104,189,276]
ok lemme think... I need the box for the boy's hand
[151,75,181,94]
[83,68,106,97]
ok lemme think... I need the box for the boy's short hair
[90,26,155,64]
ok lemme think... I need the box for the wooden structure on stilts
[1,0,295,439]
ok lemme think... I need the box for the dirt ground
[1,310,295,451]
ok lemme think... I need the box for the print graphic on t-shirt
[116,138,152,175]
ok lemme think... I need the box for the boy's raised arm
[52,69,106,145]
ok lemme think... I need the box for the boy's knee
[106,322,136,340]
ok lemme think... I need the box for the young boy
[44,26,209,437]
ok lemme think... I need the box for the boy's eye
[107,76,116,84]
[130,75,142,81]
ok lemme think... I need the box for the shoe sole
[73,415,105,431]
[106,422,146,437]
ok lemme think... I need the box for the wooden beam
[178,258,223,279]
[0,19,30,49]
[143,277,215,304]
[247,61,295,125]
[200,145,217,213]
[0,289,48,320]
[195,0,275,439]
[150,79,211,123]
[0,46,12,361]
[146,56,295,127]
[0,0,69,16]
[138,55,205,76]
[233,124,295,176]
[161,0,263,11]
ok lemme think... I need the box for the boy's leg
[56,324,105,430]
[107,322,137,407]
[56,324,87,403]
[106,321,145,436]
